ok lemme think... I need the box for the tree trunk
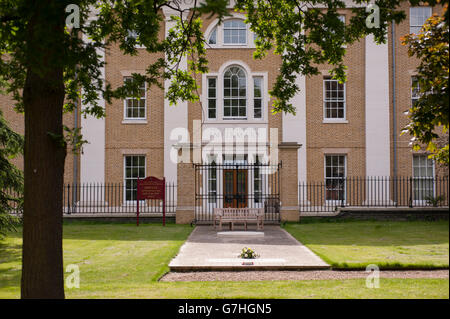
[21,3,66,299]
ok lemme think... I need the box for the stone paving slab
[169,225,330,271]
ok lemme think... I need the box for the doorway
[223,169,248,208]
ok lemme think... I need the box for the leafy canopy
[0,0,447,154]
[402,9,449,165]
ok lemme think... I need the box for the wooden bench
[213,208,264,231]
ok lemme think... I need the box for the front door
[223,170,248,208]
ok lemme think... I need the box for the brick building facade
[0,3,447,223]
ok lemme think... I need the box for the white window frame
[411,76,421,107]
[253,76,263,119]
[412,154,435,203]
[410,7,432,34]
[207,77,217,119]
[205,15,256,49]
[223,19,248,46]
[207,155,218,204]
[123,77,147,122]
[252,154,266,207]
[208,27,217,45]
[324,154,347,204]
[223,66,248,119]
[123,155,147,203]
[323,77,347,122]
[202,63,267,123]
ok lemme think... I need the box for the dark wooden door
[223,169,248,208]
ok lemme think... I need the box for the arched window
[224,66,247,118]
[208,27,217,44]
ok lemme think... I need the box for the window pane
[325,155,346,201]
[410,7,432,33]
[223,66,246,117]
[223,19,247,44]
[208,28,217,44]
[324,78,345,119]
[207,77,217,119]
[124,76,146,119]
[124,155,146,201]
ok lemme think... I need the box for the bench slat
[213,208,264,230]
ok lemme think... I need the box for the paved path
[169,225,330,271]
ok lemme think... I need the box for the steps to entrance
[169,226,330,271]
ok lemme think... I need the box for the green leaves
[402,12,449,165]
[0,109,23,236]
[235,0,410,115]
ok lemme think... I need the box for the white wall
[80,35,105,184]
[283,74,307,183]
[365,34,391,178]
[163,9,189,184]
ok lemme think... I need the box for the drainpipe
[72,69,78,211]
[392,20,398,204]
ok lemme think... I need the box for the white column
[365,34,390,176]
[80,35,105,185]
[283,74,307,183]
[365,34,391,204]
[163,9,189,184]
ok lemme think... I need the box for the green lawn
[285,219,449,269]
[0,221,448,299]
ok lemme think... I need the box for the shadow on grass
[0,241,22,290]
[5,222,193,242]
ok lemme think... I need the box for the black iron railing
[62,182,177,214]
[299,176,449,212]
[194,162,282,222]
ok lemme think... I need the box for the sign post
[136,176,166,226]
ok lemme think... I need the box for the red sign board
[136,176,166,226]
[137,177,165,200]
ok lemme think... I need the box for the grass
[284,219,449,269]
[0,221,448,299]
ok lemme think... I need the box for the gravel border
[160,270,449,282]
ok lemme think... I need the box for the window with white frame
[224,66,247,118]
[207,156,217,204]
[126,30,145,48]
[254,155,262,203]
[324,77,345,120]
[207,77,217,119]
[124,155,146,201]
[207,18,256,48]
[325,155,346,201]
[413,154,435,201]
[411,76,421,107]
[410,7,432,34]
[223,19,247,44]
[124,77,146,120]
[253,77,263,119]
[208,27,217,44]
